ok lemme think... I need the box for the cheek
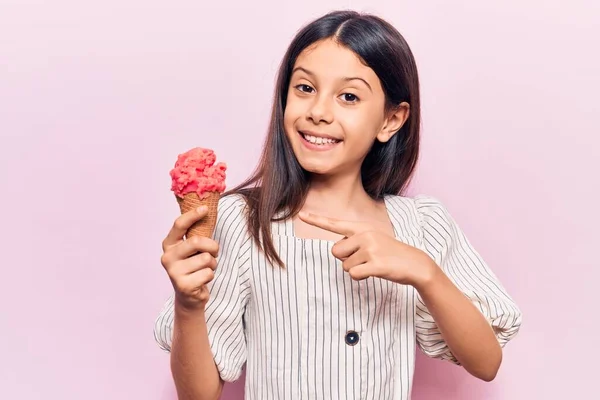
[283,97,303,134]
[342,110,382,147]
[283,109,295,139]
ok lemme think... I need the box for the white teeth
[303,134,338,145]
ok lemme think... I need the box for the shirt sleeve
[153,194,252,382]
[413,195,522,365]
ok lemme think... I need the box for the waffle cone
[176,191,220,238]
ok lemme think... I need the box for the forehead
[293,38,378,83]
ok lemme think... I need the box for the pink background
[1,0,597,399]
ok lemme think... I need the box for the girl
[154,10,522,400]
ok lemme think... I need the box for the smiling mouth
[299,131,342,146]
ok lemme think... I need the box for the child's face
[284,38,405,178]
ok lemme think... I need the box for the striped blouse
[154,193,522,400]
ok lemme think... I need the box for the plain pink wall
[1,0,597,399]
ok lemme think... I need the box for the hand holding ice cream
[159,146,228,312]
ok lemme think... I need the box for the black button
[345,330,360,346]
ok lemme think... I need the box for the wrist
[174,296,207,319]
[411,252,442,292]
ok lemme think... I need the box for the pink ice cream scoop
[169,147,227,238]
[170,147,227,199]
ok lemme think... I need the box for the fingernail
[197,206,207,213]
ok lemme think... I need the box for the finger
[172,235,219,260]
[178,252,218,275]
[298,211,356,237]
[178,267,215,292]
[347,262,374,281]
[332,236,361,260]
[341,249,368,272]
[163,206,209,251]
[190,267,215,286]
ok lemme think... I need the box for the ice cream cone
[170,147,226,238]
[176,191,221,238]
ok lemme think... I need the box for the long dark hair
[224,10,421,268]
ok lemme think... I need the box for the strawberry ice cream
[170,147,226,199]
[169,147,227,238]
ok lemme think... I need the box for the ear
[376,102,410,143]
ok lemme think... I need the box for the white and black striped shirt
[154,194,522,400]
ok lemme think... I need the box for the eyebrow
[292,66,372,92]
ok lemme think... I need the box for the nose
[307,94,333,124]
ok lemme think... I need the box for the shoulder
[214,193,250,239]
[218,192,248,213]
[216,193,249,223]
[412,194,451,219]
[385,193,453,230]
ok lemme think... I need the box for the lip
[297,130,341,151]
[298,130,342,141]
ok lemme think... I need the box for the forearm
[415,260,502,381]
[170,300,223,400]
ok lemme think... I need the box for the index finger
[298,211,356,237]
[162,206,208,251]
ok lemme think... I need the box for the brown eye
[296,84,314,93]
[340,93,359,103]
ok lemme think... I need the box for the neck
[304,170,375,217]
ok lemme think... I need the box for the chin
[296,158,340,176]
[297,160,329,175]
